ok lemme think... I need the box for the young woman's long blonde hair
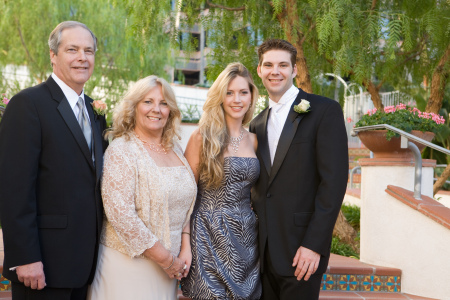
[198,62,258,188]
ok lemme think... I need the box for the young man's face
[257,49,297,102]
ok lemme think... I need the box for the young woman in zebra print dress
[181,62,262,299]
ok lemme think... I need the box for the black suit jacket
[249,88,348,276]
[0,76,107,288]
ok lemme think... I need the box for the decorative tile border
[321,274,401,293]
[0,275,10,291]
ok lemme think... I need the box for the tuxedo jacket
[249,88,348,276]
[0,76,108,288]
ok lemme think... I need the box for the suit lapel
[256,107,271,176]
[268,88,308,186]
[47,77,94,171]
[85,96,104,180]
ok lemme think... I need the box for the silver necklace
[229,129,244,153]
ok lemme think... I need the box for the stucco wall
[360,162,450,299]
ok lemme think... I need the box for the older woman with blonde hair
[88,75,197,300]
[181,62,262,299]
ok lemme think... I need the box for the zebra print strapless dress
[181,156,262,300]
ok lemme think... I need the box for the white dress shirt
[51,73,90,122]
[267,85,299,165]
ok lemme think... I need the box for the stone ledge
[326,254,401,276]
[319,290,437,299]
[386,185,450,230]
[359,158,436,167]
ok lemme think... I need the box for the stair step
[178,291,437,300]
[323,254,401,293]
[319,290,437,299]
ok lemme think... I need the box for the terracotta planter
[358,130,435,159]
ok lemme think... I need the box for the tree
[129,0,449,111]
[0,0,172,114]
[127,0,449,250]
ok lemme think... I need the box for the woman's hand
[161,255,186,280]
[143,241,187,280]
[178,246,192,278]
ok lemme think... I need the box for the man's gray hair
[48,21,97,55]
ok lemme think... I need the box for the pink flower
[395,103,406,110]
[92,100,107,110]
[367,108,378,116]
[3,97,9,105]
[347,117,353,123]
[91,100,107,116]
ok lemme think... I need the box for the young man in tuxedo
[0,21,108,299]
[249,39,348,299]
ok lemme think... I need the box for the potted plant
[354,104,445,158]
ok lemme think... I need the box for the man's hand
[16,261,46,290]
[292,246,320,281]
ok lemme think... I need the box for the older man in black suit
[250,39,349,300]
[0,21,107,299]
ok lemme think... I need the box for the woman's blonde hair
[106,75,181,148]
[198,62,258,188]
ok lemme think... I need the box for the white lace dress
[88,134,197,300]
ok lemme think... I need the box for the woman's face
[222,76,252,122]
[135,85,170,137]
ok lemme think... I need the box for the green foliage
[355,105,445,140]
[330,236,359,259]
[422,86,450,165]
[341,204,360,231]
[181,104,201,123]
[0,0,171,115]
[330,204,360,258]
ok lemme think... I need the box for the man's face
[50,26,95,95]
[257,49,297,102]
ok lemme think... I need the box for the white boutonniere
[293,99,311,114]
[91,100,107,117]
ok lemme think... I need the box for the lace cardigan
[100,133,197,258]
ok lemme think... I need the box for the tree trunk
[425,44,450,114]
[294,45,313,93]
[363,80,384,111]
[275,0,313,93]
[433,164,450,196]
[333,210,359,252]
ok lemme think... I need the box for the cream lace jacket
[100,133,197,258]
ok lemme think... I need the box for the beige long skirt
[87,244,177,300]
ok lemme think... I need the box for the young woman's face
[222,76,252,122]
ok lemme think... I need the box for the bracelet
[163,255,175,270]
[182,232,191,236]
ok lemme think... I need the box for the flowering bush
[355,103,445,140]
[0,93,9,108]
[0,93,10,122]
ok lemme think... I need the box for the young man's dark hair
[257,39,297,67]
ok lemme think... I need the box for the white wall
[179,123,199,151]
[360,162,450,299]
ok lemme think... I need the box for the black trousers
[262,245,322,300]
[11,281,88,300]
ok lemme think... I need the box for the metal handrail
[349,166,361,189]
[351,124,450,200]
